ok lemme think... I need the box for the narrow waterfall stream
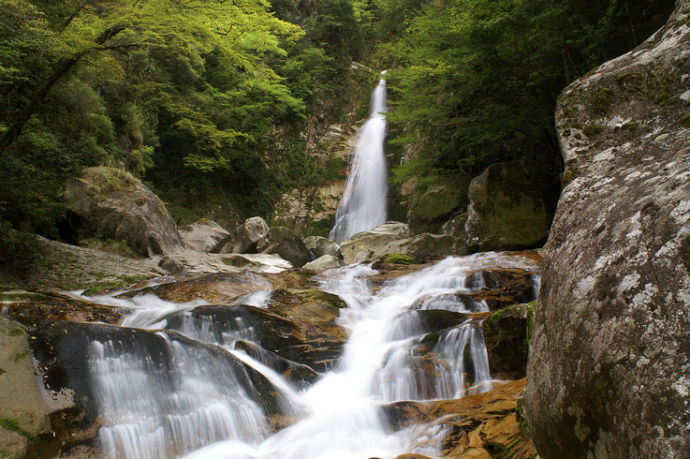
[79,253,540,459]
[329,75,388,243]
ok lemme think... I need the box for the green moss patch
[591,88,614,115]
[383,253,418,265]
[680,113,690,129]
[583,125,604,138]
[0,418,36,441]
[82,274,150,296]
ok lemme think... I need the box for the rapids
[79,252,540,459]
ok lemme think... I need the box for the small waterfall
[71,252,540,459]
[329,76,388,243]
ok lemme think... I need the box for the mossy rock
[383,253,418,265]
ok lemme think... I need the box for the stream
[81,252,540,459]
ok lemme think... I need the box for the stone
[340,221,412,264]
[64,167,185,257]
[159,250,293,275]
[256,226,312,268]
[178,219,232,253]
[526,3,690,458]
[465,161,553,252]
[233,217,270,253]
[301,255,343,273]
[441,213,468,239]
[303,235,341,259]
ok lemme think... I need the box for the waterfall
[73,252,540,459]
[329,76,388,243]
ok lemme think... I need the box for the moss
[0,367,5,376]
[591,88,614,115]
[84,167,137,198]
[79,237,141,259]
[562,168,579,185]
[680,113,690,129]
[583,125,603,138]
[222,256,253,267]
[620,122,638,132]
[8,326,25,336]
[383,252,418,265]
[656,91,672,106]
[615,72,644,89]
[82,274,150,296]
[14,350,30,363]
[681,233,690,273]
[0,418,36,441]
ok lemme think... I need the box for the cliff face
[526,1,690,458]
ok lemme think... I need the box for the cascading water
[329,75,388,243]
[76,252,540,459]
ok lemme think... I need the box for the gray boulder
[340,222,412,264]
[303,236,341,259]
[526,3,690,458]
[301,254,344,273]
[256,226,312,268]
[465,162,552,252]
[64,167,184,257]
[179,219,232,253]
[233,217,270,253]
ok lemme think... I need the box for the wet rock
[303,236,341,259]
[234,340,319,389]
[301,254,343,273]
[179,219,233,253]
[398,233,468,262]
[526,3,690,458]
[257,226,312,268]
[483,302,535,379]
[64,167,184,257]
[383,379,535,459]
[178,305,346,372]
[465,161,553,252]
[127,271,273,304]
[233,217,270,253]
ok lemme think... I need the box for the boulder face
[465,162,553,252]
[256,226,312,268]
[526,3,690,459]
[65,167,184,257]
[340,221,412,264]
[178,219,232,253]
[233,217,270,253]
[303,236,340,259]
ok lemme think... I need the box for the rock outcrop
[256,226,312,268]
[526,3,690,458]
[64,167,184,257]
[232,217,270,254]
[340,221,412,263]
[465,161,553,252]
[179,219,232,253]
[303,236,341,259]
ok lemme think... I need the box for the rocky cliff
[526,1,690,458]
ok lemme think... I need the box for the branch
[62,0,89,31]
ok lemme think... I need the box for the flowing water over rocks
[5,251,541,458]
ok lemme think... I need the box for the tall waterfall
[329,76,388,243]
[74,252,540,459]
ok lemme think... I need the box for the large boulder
[303,236,341,259]
[465,162,553,252]
[231,217,270,253]
[256,226,312,268]
[178,218,232,253]
[340,221,412,264]
[301,254,344,273]
[64,167,184,257]
[526,3,690,458]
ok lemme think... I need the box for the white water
[80,252,539,459]
[329,76,388,243]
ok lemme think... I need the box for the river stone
[340,221,412,264]
[159,249,292,274]
[178,218,232,253]
[465,161,552,252]
[303,235,341,259]
[526,3,690,458]
[64,167,184,257]
[441,213,468,239]
[233,217,270,253]
[256,226,312,268]
[301,254,343,273]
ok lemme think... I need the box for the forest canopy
[0,0,676,269]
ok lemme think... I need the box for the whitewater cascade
[76,252,540,459]
[329,76,388,243]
